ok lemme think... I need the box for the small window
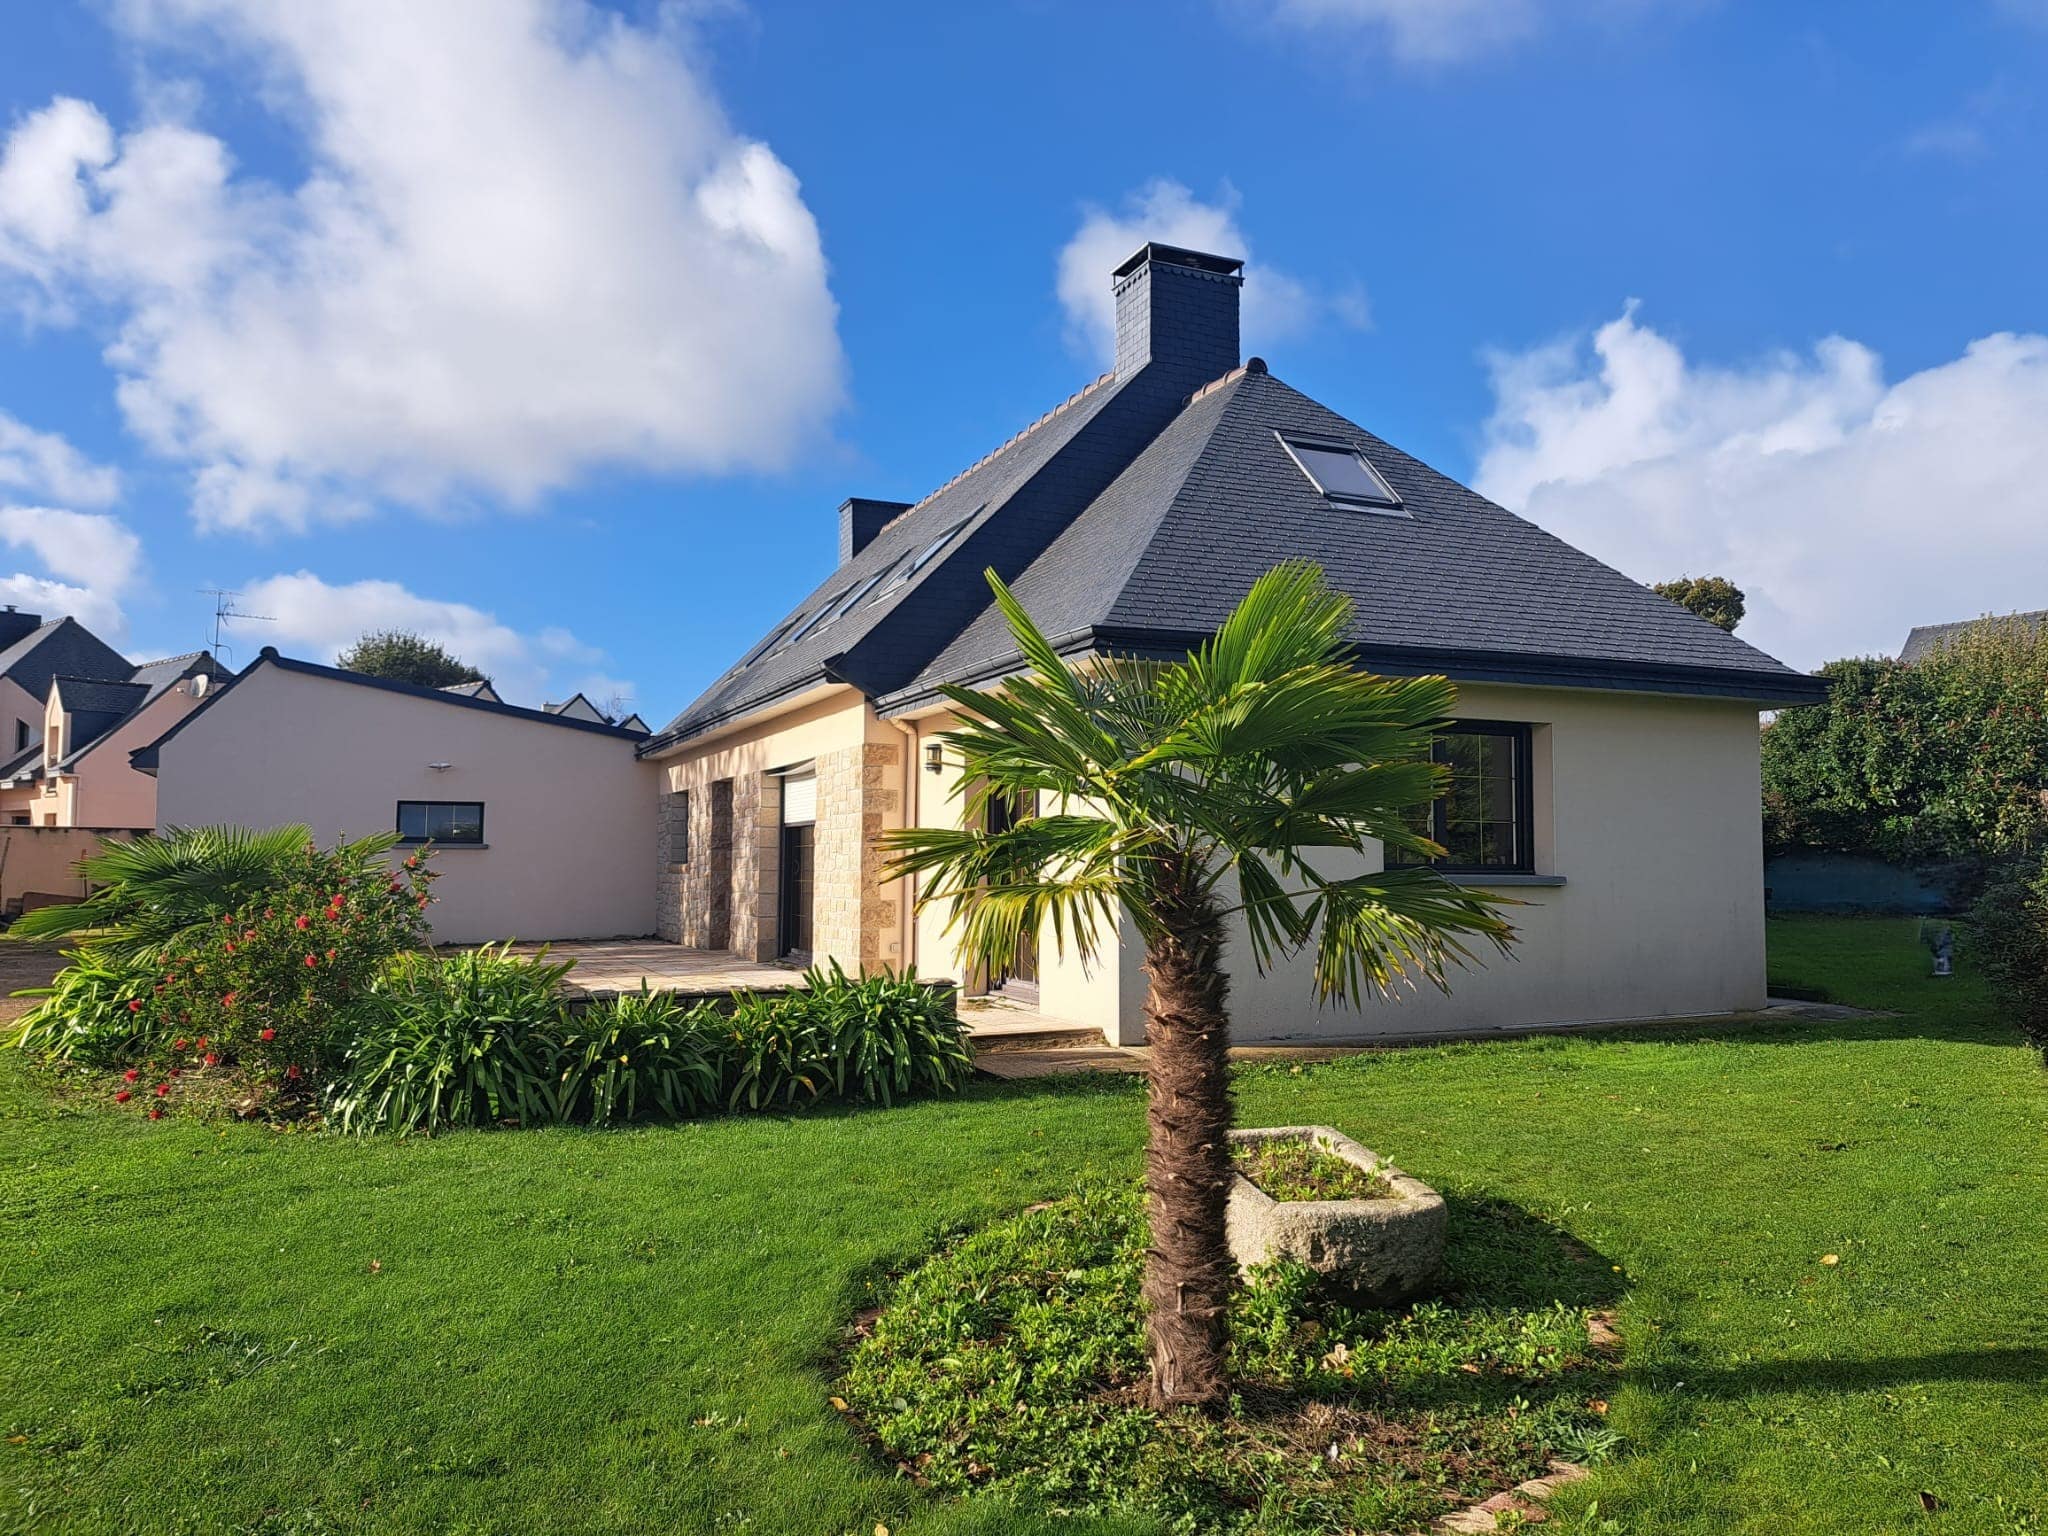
[669,790,690,865]
[1278,432,1403,511]
[1389,723,1532,874]
[14,719,27,752]
[397,800,485,845]
[885,511,978,591]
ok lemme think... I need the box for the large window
[1391,722,1532,874]
[396,800,485,845]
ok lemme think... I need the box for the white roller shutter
[780,773,817,826]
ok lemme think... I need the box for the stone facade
[655,735,900,971]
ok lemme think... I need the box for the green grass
[3,916,2044,1534]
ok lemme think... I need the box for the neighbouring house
[637,243,1828,1044]
[440,678,504,703]
[134,650,656,945]
[1899,609,2046,662]
[0,606,221,829]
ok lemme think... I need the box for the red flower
[128,999,142,1013]
[330,893,346,908]
[326,948,338,962]
[387,879,403,893]
[173,1037,189,1051]
[223,913,234,926]
[154,1083,169,1097]
[123,1068,139,1082]
[203,1052,219,1067]
[304,954,318,968]
[197,1036,208,1047]
[295,915,311,930]
[170,1068,182,1078]
[244,930,256,941]
[222,992,238,1007]
[224,942,236,954]
[265,908,275,918]
[405,855,419,869]
[148,1107,163,1120]
[286,1064,302,1081]
[260,1027,276,1042]
[114,1088,132,1103]
[416,895,430,909]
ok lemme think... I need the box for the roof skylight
[1277,433,1404,513]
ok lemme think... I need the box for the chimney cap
[1112,242,1244,281]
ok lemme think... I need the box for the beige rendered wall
[907,684,1767,1046]
[1,675,37,762]
[651,688,908,970]
[59,682,206,829]
[152,664,659,945]
[0,826,124,909]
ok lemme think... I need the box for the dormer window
[1277,432,1404,514]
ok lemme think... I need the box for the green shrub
[552,988,721,1125]
[150,845,437,1088]
[1969,853,2048,1064]
[326,944,574,1134]
[789,960,972,1105]
[327,956,968,1134]
[839,1179,1615,1532]
[8,948,170,1067]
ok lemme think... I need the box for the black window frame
[395,800,486,846]
[1390,721,1534,876]
[1275,431,1406,514]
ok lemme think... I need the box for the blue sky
[2,0,2045,726]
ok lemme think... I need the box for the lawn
[2,917,2044,1534]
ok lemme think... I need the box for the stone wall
[810,740,900,970]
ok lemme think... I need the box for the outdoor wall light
[924,743,944,775]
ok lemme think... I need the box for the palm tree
[883,563,1517,1410]
[8,825,399,965]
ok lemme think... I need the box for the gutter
[875,626,1833,714]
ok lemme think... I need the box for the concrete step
[966,1021,1108,1053]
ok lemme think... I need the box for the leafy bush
[326,944,574,1134]
[1969,853,2048,1064]
[552,988,723,1126]
[326,955,969,1134]
[1764,621,2048,861]
[8,948,170,1067]
[838,1179,1616,1533]
[144,842,437,1087]
[788,960,973,1105]
[11,826,403,964]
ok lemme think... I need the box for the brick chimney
[1111,242,1244,391]
[839,497,912,565]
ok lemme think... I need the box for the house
[0,606,221,828]
[440,678,504,703]
[638,243,1827,1044]
[135,649,656,945]
[1899,609,2046,663]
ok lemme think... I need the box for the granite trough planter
[1226,1124,1446,1306]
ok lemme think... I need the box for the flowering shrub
[141,841,438,1092]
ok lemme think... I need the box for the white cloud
[0,506,144,637]
[0,0,844,532]
[0,409,121,506]
[1056,180,1364,367]
[1473,306,2048,670]
[1261,0,1539,62]
[237,571,632,709]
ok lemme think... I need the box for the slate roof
[441,679,503,702]
[0,617,132,701]
[896,367,1820,708]
[52,676,148,717]
[1900,610,2047,663]
[646,370,1132,748]
[648,243,1825,753]
[0,742,40,783]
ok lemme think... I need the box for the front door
[778,773,816,960]
[984,788,1038,1000]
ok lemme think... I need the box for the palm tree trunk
[1140,864,1234,1411]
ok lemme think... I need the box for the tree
[883,563,1515,1410]
[1762,619,2048,861]
[336,630,486,689]
[1970,850,2048,1066]
[1652,575,1745,632]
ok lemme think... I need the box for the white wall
[907,683,1768,1046]
[153,664,658,945]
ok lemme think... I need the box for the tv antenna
[200,588,274,662]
